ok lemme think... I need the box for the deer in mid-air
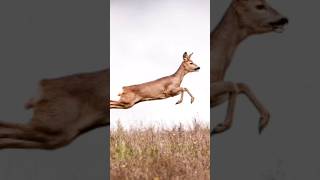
[211,0,288,135]
[110,52,200,109]
[0,69,109,149]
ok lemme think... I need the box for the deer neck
[173,63,188,85]
[211,4,250,81]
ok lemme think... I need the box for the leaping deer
[0,69,109,149]
[211,0,288,135]
[110,52,200,109]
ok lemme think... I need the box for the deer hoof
[212,123,230,134]
[258,113,270,134]
[176,101,182,105]
[190,97,195,104]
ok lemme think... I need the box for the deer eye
[256,4,266,10]
[189,62,193,64]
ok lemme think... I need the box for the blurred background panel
[212,0,320,179]
[0,0,108,179]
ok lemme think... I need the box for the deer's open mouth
[272,25,285,33]
[269,18,289,33]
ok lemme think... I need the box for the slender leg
[110,103,125,109]
[110,100,123,108]
[0,138,45,149]
[0,122,30,138]
[175,88,184,104]
[110,100,120,105]
[0,122,48,141]
[0,122,55,149]
[110,100,134,109]
[110,104,125,109]
[236,83,270,133]
[211,94,228,107]
[211,82,270,135]
[211,82,239,135]
[183,88,195,103]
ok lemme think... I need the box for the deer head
[232,0,289,34]
[182,52,200,72]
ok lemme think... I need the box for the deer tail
[118,87,128,96]
[24,97,38,110]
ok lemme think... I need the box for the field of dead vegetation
[110,121,210,180]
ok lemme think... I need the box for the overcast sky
[110,0,210,130]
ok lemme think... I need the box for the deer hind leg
[211,94,228,107]
[211,82,239,135]
[236,83,270,134]
[0,121,77,150]
[0,138,45,149]
[0,122,34,139]
[110,101,127,109]
[110,100,135,109]
[110,92,138,109]
[0,122,53,149]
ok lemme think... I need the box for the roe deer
[110,52,200,109]
[0,69,109,149]
[211,0,288,135]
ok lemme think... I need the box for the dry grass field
[110,121,210,180]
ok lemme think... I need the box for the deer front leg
[236,83,270,134]
[175,87,184,104]
[183,88,195,103]
[211,82,239,135]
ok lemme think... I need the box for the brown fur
[0,69,108,149]
[211,0,288,135]
[110,52,200,109]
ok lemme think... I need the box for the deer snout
[269,17,288,33]
[195,67,200,71]
[270,17,289,27]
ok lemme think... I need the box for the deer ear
[188,52,193,59]
[183,52,188,60]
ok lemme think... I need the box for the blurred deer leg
[110,101,125,109]
[0,138,45,149]
[237,83,270,134]
[211,82,239,135]
[175,88,184,104]
[0,122,50,149]
[110,100,135,109]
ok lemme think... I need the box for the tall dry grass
[110,121,210,180]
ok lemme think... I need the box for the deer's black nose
[280,17,289,25]
[195,67,200,70]
[270,17,289,26]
